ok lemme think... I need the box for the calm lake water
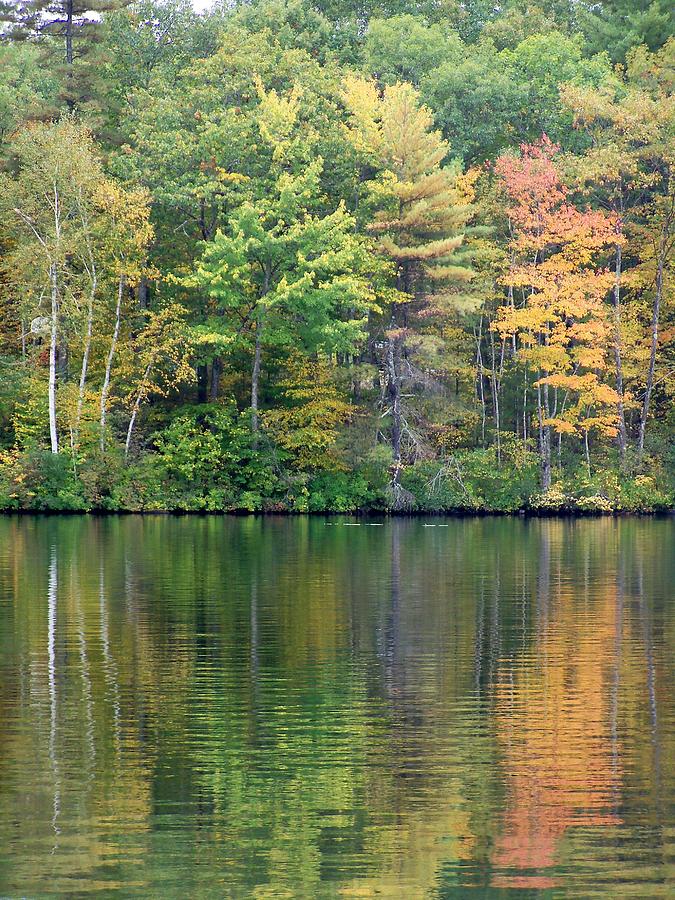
[0,516,672,898]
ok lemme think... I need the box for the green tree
[577,0,675,62]
[1,0,133,117]
[364,14,455,85]
[187,83,375,442]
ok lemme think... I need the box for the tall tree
[562,39,675,458]
[493,137,620,488]
[344,77,474,502]
[187,82,376,443]
[1,0,132,116]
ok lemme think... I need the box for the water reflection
[0,516,672,897]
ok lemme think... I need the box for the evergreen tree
[0,0,132,116]
[344,78,473,503]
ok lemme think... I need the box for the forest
[0,0,673,513]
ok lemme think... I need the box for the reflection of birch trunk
[100,274,125,452]
[474,581,485,694]
[637,556,662,806]
[250,573,258,684]
[48,548,61,840]
[73,570,96,776]
[384,520,401,696]
[489,558,501,689]
[610,555,624,811]
[536,525,550,640]
[99,563,121,756]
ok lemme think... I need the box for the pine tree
[0,1,132,116]
[344,78,474,503]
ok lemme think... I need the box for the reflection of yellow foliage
[492,583,625,888]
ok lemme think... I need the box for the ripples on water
[0,516,672,898]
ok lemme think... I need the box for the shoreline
[1,507,672,518]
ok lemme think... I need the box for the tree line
[0,0,673,512]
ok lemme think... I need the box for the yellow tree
[493,137,620,488]
[562,39,675,459]
[0,119,102,454]
[119,304,195,458]
[96,181,154,452]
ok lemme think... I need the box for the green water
[0,516,672,898]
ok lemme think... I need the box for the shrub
[0,449,86,511]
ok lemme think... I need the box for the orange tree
[493,136,620,488]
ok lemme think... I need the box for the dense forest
[0,0,673,513]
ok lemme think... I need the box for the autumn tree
[493,137,620,488]
[97,181,154,451]
[262,355,353,472]
[0,118,154,459]
[562,39,675,459]
[120,304,194,457]
[0,119,103,453]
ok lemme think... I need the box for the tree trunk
[65,0,74,65]
[386,334,402,485]
[196,364,208,403]
[137,276,148,310]
[49,262,59,454]
[489,328,501,465]
[100,275,124,452]
[209,357,222,401]
[584,428,592,478]
[251,313,263,444]
[611,243,627,462]
[251,269,270,445]
[536,378,551,490]
[74,268,97,453]
[523,367,528,444]
[475,320,486,446]
[638,243,667,456]
[125,363,151,459]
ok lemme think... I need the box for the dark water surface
[0,516,672,898]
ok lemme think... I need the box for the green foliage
[0,450,86,511]
[365,15,456,85]
[152,404,279,510]
[423,31,612,163]
[401,444,540,512]
[306,470,374,512]
[0,0,672,515]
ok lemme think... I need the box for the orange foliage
[491,584,625,888]
[493,137,622,439]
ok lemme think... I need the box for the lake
[0,515,672,898]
